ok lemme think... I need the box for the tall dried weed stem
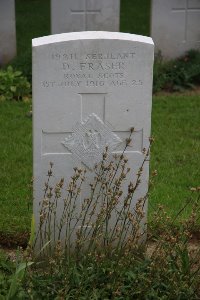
[33,128,150,260]
[21,130,200,299]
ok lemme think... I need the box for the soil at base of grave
[1,230,200,251]
[0,231,30,249]
[154,85,200,96]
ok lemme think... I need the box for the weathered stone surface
[51,0,120,33]
[32,32,154,248]
[151,0,200,59]
[0,0,16,65]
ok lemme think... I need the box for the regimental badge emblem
[61,113,122,169]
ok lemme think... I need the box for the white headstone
[151,0,200,59]
[0,0,16,65]
[32,32,154,249]
[51,0,120,34]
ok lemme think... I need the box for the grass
[11,0,50,80]
[0,102,32,236]
[150,94,200,220]
[0,95,199,238]
[0,250,14,297]
[120,0,150,36]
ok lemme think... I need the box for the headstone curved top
[32,31,154,248]
[51,0,120,34]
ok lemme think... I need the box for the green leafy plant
[0,250,15,298]
[153,50,200,93]
[7,259,34,300]
[0,66,31,102]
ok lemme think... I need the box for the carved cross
[70,0,101,30]
[42,93,143,169]
[172,0,200,42]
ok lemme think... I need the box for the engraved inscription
[62,113,122,169]
[41,50,143,89]
[52,52,136,60]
